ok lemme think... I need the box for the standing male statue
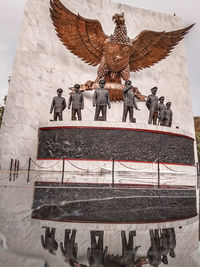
[50,88,66,121]
[121,230,140,267]
[165,102,173,127]
[158,96,166,126]
[60,229,78,263]
[93,79,111,121]
[146,87,159,125]
[87,231,108,266]
[41,227,58,255]
[122,80,139,123]
[68,84,84,121]
[147,229,162,267]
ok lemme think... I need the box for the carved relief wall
[37,126,195,165]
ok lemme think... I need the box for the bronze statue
[121,230,140,267]
[50,0,194,101]
[68,84,84,121]
[41,227,58,255]
[60,229,78,263]
[147,229,162,266]
[167,228,176,258]
[146,87,159,125]
[122,80,139,123]
[165,102,173,127]
[93,79,111,121]
[158,96,166,126]
[87,231,108,267]
[50,88,66,121]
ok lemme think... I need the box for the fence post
[27,157,31,182]
[61,157,65,186]
[112,157,115,188]
[13,159,17,181]
[9,158,13,181]
[16,160,19,179]
[157,158,160,188]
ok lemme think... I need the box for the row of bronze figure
[41,227,176,267]
[50,80,172,126]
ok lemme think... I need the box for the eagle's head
[112,13,125,28]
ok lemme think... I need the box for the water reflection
[41,227,58,255]
[40,227,177,266]
[60,229,78,264]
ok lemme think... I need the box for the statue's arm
[50,97,55,113]
[146,96,151,110]
[41,235,46,248]
[93,91,97,107]
[133,96,139,110]
[60,242,65,255]
[87,248,92,264]
[68,94,72,109]
[63,98,67,110]
[107,91,111,108]
[81,94,84,109]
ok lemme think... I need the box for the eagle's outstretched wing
[50,0,108,66]
[129,24,194,72]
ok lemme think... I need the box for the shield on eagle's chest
[105,42,131,72]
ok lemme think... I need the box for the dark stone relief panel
[37,127,195,165]
[32,184,197,223]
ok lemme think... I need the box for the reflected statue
[93,79,111,121]
[50,88,66,121]
[146,87,159,125]
[160,229,170,265]
[147,229,161,267]
[167,228,176,258]
[164,102,173,127]
[41,227,58,255]
[158,96,166,126]
[87,231,108,266]
[68,84,84,121]
[122,80,139,123]
[160,228,176,264]
[60,229,78,263]
[121,230,140,267]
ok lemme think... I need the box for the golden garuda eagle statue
[49,0,194,101]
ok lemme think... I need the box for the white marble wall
[0,0,195,171]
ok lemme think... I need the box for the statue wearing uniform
[87,231,108,267]
[68,84,84,121]
[93,79,111,121]
[122,80,139,123]
[147,229,162,266]
[41,227,58,255]
[165,102,173,127]
[121,230,140,267]
[158,96,166,126]
[60,229,78,263]
[50,88,66,121]
[146,87,159,125]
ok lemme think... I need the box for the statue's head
[159,96,164,103]
[112,13,125,28]
[125,80,132,87]
[57,88,63,96]
[151,86,158,95]
[169,249,175,258]
[99,79,106,88]
[162,255,168,264]
[74,84,80,92]
[166,102,171,109]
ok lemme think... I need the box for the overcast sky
[0,0,199,114]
